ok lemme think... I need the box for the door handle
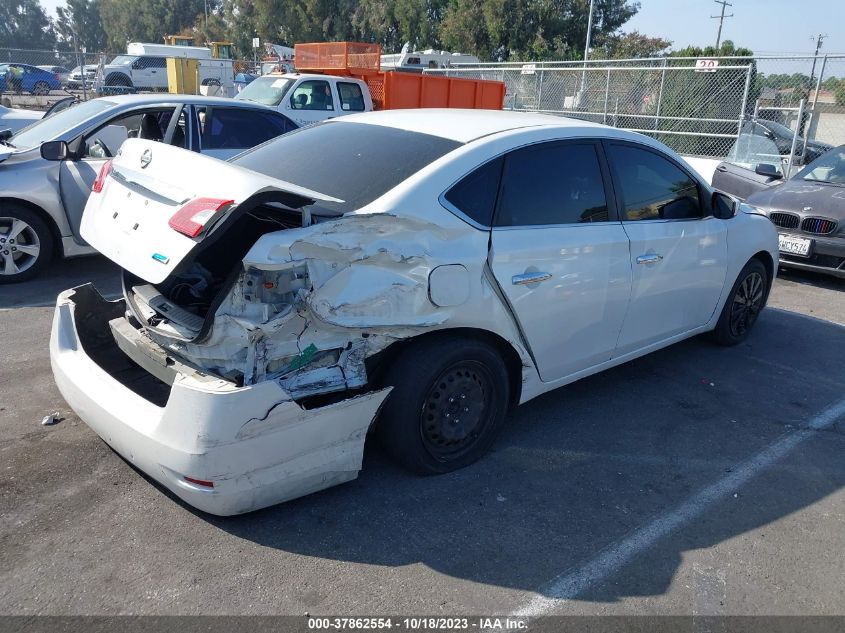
[716,165,728,172]
[636,254,663,265]
[512,272,552,285]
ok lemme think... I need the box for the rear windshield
[232,121,461,214]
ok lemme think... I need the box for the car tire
[710,258,769,346]
[375,335,511,475]
[0,204,55,284]
[32,81,51,96]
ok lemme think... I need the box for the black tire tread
[375,335,511,475]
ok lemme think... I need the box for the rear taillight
[168,197,234,238]
[91,160,113,193]
[54,73,61,81]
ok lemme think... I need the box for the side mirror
[40,140,69,161]
[754,163,783,179]
[712,191,738,220]
[0,128,12,141]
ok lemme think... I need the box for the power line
[710,0,734,49]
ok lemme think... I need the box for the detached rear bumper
[49,284,390,516]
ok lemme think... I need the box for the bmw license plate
[778,234,812,257]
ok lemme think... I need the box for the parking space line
[510,396,845,617]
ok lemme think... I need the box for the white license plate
[778,234,812,257]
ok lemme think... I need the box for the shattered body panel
[153,212,535,399]
[50,285,391,516]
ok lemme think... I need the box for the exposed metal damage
[143,212,506,402]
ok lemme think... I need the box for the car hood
[746,179,845,219]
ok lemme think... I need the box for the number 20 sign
[695,59,719,73]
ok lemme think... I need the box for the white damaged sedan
[50,110,778,515]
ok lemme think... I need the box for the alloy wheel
[0,217,41,276]
[729,271,764,337]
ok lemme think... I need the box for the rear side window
[495,142,609,226]
[444,157,503,226]
[201,108,295,150]
[337,82,365,111]
[234,122,461,214]
[607,144,702,221]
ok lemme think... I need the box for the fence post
[786,98,806,177]
[737,64,753,137]
[653,58,667,131]
[537,68,544,111]
[603,68,610,124]
[806,54,828,147]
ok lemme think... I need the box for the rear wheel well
[0,198,62,260]
[751,250,775,297]
[366,328,524,407]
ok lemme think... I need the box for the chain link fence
[429,55,845,161]
[0,47,264,109]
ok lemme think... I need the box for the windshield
[795,146,845,184]
[233,121,461,214]
[109,56,136,66]
[10,99,114,149]
[235,76,294,106]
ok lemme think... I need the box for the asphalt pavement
[1,257,843,616]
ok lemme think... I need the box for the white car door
[285,79,337,126]
[481,140,632,382]
[605,141,728,355]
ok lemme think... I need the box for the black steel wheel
[376,335,511,474]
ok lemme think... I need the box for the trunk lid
[80,138,342,284]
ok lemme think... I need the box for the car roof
[93,93,274,109]
[335,108,613,143]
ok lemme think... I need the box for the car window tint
[444,157,503,226]
[608,144,702,221]
[234,121,461,215]
[290,80,334,111]
[337,82,365,111]
[495,143,609,226]
[201,108,294,150]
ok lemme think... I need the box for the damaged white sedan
[50,110,779,515]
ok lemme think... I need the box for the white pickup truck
[234,73,373,126]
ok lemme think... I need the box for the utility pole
[808,33,827,85]
[580,0,595,95]
[711,0,733,49]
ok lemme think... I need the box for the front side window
[607,144,702,221]
[199,107,295,150]
[337,82,365,111]
[84,108,175,158]
[290,80,334,111]
[495,142,609,227]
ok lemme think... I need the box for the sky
[37,0,845,56]
[624,0,845,55]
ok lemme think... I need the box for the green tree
[99,0,207,51]
[440,0,639,62]
[55,0,107,52]
[603,30,670,59]
[0,0,56,50]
